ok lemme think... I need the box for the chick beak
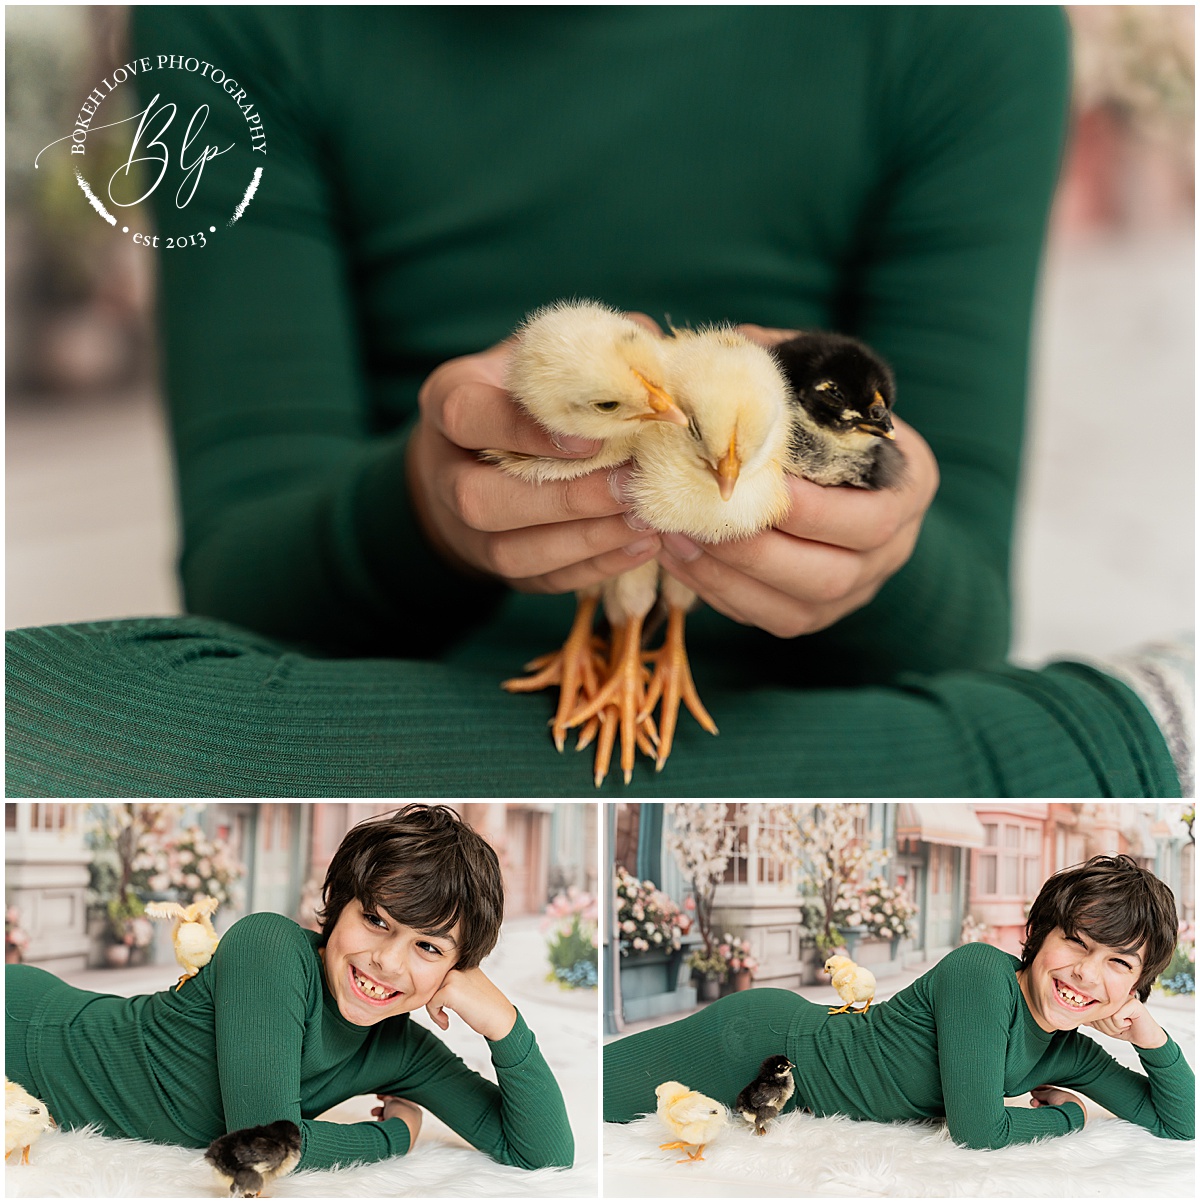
[629,369,689,426]
[857,392,895,439]
[714,436,740,501]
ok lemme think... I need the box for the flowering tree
[769,804,887,954]
[664,803,741,957]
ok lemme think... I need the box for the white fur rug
[5,1125,596,1198]
[603,1109,1195,1198]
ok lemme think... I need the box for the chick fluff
[772,330,904,490]
[735,1054,796,1136]
[824,953,877,1015]
[655,1080,727,1163]
[205,1119,302,1198]
[5,1078,55,1165]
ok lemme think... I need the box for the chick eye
[814,379,842,401]
[687,416,703,442]
[868,403,888,421]
[592,400,621,413]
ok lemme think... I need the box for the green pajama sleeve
[211,911,411,1169]
[379,1013,574,1168]
[1052,1032,1195,1141]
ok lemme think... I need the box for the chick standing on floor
[735,1055,796,1136]
[5,1078,54,1165]
[206,1119,302,1198]
[655,1080,727,1162]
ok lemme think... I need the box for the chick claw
[639,605,718,771]
[566,616,657,786]
[659,1140,707,1163]
[501,593,605,752]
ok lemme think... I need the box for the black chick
[735,1054,796,1136]
[772,331,904,490]
[205,1119,302,1198]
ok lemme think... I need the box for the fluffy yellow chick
[823,953,877,1015]
[494,300,686,765]
[486,299,687,483]
[146,895,221,990]
[5,1079,54,1165]
[655,1080,727,1163]
[624,327,793,769]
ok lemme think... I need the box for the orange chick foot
[567,616,656,786]
[501,593,605,751]
[640,605,717,771]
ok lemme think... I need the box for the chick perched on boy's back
[824,953,877,1015]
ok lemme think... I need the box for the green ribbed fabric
[603,943,1194,1148]
[3,616,1179,796]
[4,9,1181,795]
[126,6,1068,672]
[4,912,573,1170]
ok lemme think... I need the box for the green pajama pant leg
[5,617,1179,797]
[603,989,813,1121]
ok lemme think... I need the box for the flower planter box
[620,946,696,1023]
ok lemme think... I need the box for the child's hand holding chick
[407,337,660,596]
[655,323,939,642]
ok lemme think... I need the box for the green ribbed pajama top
[3,7,1181,796]
[603,942,1194,1148]
[5,912,573,1170]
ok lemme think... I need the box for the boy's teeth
[1056,982,1090,1006]
[354,968,396,999]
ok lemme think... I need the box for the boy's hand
[373,1095,422,1146]
[1086,997,1168,1049]
[425,966,517,1042]
[1029,1085,1087,1121]
[407,338,660,593]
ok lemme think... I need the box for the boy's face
[1019,926,1143,1033]
[321,901,460,1026]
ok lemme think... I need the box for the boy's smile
[1017,926,1142,1033]
[322,903,460,1025]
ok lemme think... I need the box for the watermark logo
[35,54,267,250]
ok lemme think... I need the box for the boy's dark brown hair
[1020,853,1178,1001]
[318,805,504,969]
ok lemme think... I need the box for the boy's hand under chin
[1086,996,1168,1049]
[425,966,518,1042]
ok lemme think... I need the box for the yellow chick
[655,1080,727,1163]
[823,954,877,1015]
[623,326,793,770]
[146,895,221,990]
[5,1078,54,1165]
[494,300,687,768]
[486,299,687,483]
